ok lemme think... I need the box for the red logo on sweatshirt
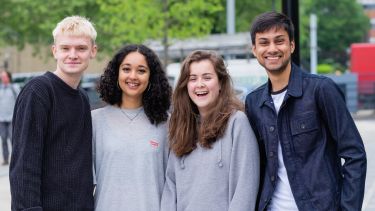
[149,140,159,149]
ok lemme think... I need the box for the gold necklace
[120,107,143,121]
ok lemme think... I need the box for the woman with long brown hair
[161,50,259,211]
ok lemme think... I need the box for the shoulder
[249,83,267,97]
[92,105,113,118]
[16,73,52,106]
[228,110,251,130]
[230,110,249,122]
[245,82,267,105]
[300,72,340,97]
[300,69,333,85]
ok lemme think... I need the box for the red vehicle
[350,43,375,109]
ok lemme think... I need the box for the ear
[90,44,98,59]
[51,45,57,59]
[290,40,295,54]
[251,45,257,58]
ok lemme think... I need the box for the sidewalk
[0,164,10,211]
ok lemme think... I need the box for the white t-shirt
[268,88,299,211]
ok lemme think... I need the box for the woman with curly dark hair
[92,44,171,211]
[161,50,259,211]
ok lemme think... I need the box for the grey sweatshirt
[161,110,260,211]
[0,83,20,121]
[92,105,169,211]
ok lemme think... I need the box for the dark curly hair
[97,44,172,125]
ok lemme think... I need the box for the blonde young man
[10,16,97,211]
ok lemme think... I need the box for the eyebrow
[258,34,286,40]
[120,63,149,69]
[189,73,214,76]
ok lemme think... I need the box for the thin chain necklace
[120,107,143,121]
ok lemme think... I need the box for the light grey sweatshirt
[0,83,20,121]
[161,110,260,211]
[92,105,169,211]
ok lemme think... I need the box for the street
[0,111,374,210]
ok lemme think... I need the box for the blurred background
[1,0,375,210]
[0,0,374,111]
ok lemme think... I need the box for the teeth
[196,91,208,95]
[266,56,280,60]
[126,82,138,87]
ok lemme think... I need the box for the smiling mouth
[126,81,139,88]
[195,91,208,97]
[265,55,281,60]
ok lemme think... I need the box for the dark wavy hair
[97,44,172,125]
[169,50,243,157]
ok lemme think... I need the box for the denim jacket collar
[258,63,303,107]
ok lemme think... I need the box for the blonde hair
[52,16,97,43]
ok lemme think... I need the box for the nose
[68,49,78,59]
[128,70,137,79]
[268,42,278,52]
[197,78,205,87]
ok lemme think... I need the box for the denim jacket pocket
[290,112,320,152]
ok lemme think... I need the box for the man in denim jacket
[245,11,366,211]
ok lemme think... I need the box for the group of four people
[9,11,366,211]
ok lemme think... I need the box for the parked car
[79,73,106,110]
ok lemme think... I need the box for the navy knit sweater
[10,72,94,211]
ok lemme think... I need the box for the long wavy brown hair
[169,50,243,157]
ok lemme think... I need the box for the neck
[53,70,82,89]
[268,63,291,92]
[121,95,142,109]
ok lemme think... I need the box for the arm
[10,88,48,211]
[160,150,177,211]
[92,111,97,190]
[228,112,260,211]
[317,78,366,210]
[245,97,266,210]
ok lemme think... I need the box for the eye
[122,67,131,73]
[258,41,268,46]
[203,76,212,81]
[275,39,284,44]
[78,47,88,51]
[138,69,147,74]
[189,76,196,81]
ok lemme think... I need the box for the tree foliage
[211,0,280,33]
[300,0,370,69]
[0,0,222,57]
[0,0,370,69]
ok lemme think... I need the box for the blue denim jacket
[245,64,366,211]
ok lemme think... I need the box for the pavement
[0,110,374,210]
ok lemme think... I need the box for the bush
[317,63,334,74]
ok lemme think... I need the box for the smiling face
[52,35,97,77]
[187,59,221,117]
[118,51,150,107]
[252,27,295,75]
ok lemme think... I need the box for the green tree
[300,0,369,69]
[0,0,222,62]
[211,0,280,33]
[0,0,99,49]
[95,0,222,63]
